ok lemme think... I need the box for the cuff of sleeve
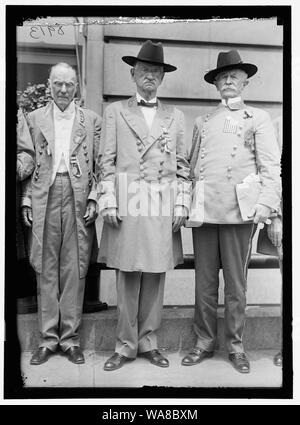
[98,194,118,213]
[21,196,32,208]
[88,190,98,202]
[174,205,189,216]
[175,181,191,211]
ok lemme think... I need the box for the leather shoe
[104,353,134,371]
[181,348,214,366]
[273,351,282,367]
[30,347,54,365]
[66,346,85,364]
[141,349,169,368]
[229,352,250,373]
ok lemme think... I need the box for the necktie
[138,99,158,108]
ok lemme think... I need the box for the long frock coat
[20,101,102,278]
[98,96,191,273]
[189,99,282,224]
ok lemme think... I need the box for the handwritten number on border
[29,25,65,39]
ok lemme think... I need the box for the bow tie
[55,111,74,120]
[138,99,158,108]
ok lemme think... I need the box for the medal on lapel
[223,116,238,134]
[70,155,82,177]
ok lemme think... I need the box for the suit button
[201,154,205,159]
[39,150,43,155]
[233,145,238,150]
[227,174,232,179]
[160,148,164,153]
[227,166,232,171]
[200,167,204,172]
[86,158,89,163]
[140,159,144,164]
[37,163,41,167]
[231,152,236,157]
[200,175,204,180]
[138,147,143,152]
[140,165,144,171]
[83,144,87,149]
[160,160,164,165]
[140,173,145,179]
[84,151,88,156]
[34,175,38,180]
[158,169,163,174]
[136,141,141,146]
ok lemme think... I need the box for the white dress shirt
[51,101,76,184]
[136,93,157,129]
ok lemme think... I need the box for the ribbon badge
[159,127,172,153]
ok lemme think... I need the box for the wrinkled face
[49,66,77,111]
[131,61,164,98]
[214,68,248,99]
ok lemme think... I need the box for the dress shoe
[228,352,250,373]
[30,347,54,365]
[141,349,169,368]
[66,346,85,364]
[273,351,282,367]
[104,353,135,371]
[181,348,214,366]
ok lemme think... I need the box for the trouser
[36,173,85,352]
[115,270,166,358]
[192,223,256,353]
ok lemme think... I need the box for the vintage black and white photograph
[5,4,293,402]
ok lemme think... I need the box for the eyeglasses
[52,81,76,90]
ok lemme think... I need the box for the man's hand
[267,217,282,247]
[172,206,189,232]
[102,207,122,228]
[248,203,272,224]
[22,206,32,227]
[83,200,98,226]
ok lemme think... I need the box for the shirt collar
[136,93,157,104]
[221,96,242,106]
[221,96,245,110]
[53,100,75,116]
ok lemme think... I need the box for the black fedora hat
[122,40,177,73]
[204,50,258,84]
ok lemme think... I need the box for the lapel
[37,102,55,154]
[69,105,87,156]
[120,97,150,146]
[142,100,174,157]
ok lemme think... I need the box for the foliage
[17,83,52,113]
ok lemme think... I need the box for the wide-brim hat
[122,39,177,73]
[204,50,258,84]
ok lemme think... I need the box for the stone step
[18,305,281,352]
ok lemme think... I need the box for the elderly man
[20,62,101,365]
[98,40,190,371]
[183,50,281,373]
